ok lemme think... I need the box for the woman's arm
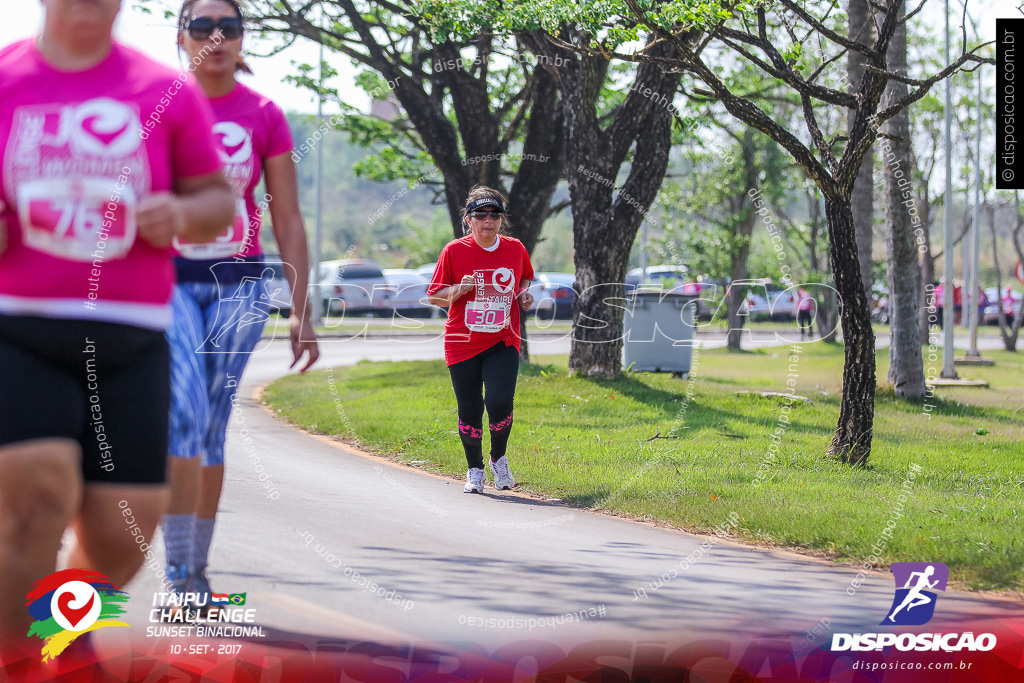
[264,152,320,373]
[136,172,234,248]
[428,275,475,308]
[517,279,533,310]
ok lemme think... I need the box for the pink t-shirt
[173,82,293,263]
[0,39,223,329]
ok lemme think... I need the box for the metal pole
[967,12,981,357]
[640,220,648,282]
[311,35,325,325]
[940,0,957,377]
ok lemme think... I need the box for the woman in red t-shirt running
[427,186,534,493]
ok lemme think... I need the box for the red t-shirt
[428,235,535,366]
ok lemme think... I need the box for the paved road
[103,331,1019,656]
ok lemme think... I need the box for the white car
[262,253,292,318]
[383,269,439,318]
[739,281,799,321]
[316,259,391,317]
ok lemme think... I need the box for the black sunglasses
[187,16,244,42]
[467,210,504,220]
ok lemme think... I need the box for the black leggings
[448,342,519,470]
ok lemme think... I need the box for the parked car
[983,286,1023,325]
[262,253,292,318]
[625,265,715,320]
[415,263,438,280]
[318,259,390,317]
[527,272,576,320]
[383,269,438,318]
[625,265,690,293]
[739,280,799,321]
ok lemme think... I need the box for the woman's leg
[194,278,268,586]
[448,353,486,481]
[164,285,211,593]
[481,343,520,460]
[0,327,84,639]
[0,440,81,640]
[68,328,171,586]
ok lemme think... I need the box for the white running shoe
[489,456,515,490]
[464,468,485,493]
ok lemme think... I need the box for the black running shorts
[0,315,170,484]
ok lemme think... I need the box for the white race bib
[18,178,137,261]
[175,196,250,260]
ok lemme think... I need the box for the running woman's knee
[458,420,483,443]
[486,400,514,426]
[0,442,81,544]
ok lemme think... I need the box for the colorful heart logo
[56,591,95,629]
[49,581,101,632]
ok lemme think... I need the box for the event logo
[492,268,515,294]
[71,98,142,157]
[883,562,948,626]
[26,569,129,661]
[214,121,253,164]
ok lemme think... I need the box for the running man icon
[882,562,948,626]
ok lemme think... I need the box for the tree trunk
[727,132,759,351]
[848,0,876,304]
[825,198,876,465]
[527,34,682,378]
[883,5,925,398]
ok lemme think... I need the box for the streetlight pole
[940,0,957,378]
[311,33,325,326]
[967,10,982,358]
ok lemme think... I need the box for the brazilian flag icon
[229,593,247,605]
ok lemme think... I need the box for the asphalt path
[99,329,1019,658]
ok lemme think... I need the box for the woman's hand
[457,274,475,297]
[136,192,187,248]
[517,288,534,311]
[289,312,320,374]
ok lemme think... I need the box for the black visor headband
[466,197,505,214]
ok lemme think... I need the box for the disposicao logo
[831,562,996,653]
[883,562,947,626]
[26,569,129,661]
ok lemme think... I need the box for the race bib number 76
[19,178,137,262]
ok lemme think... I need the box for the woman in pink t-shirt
[0,0,234,640]
[161,0,320,603]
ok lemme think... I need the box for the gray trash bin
[622,289,698,375]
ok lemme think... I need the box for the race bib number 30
[175,197,250,260]
[19,178,137,261]
[465,300,509,332]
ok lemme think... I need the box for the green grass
[262,343,1024,592]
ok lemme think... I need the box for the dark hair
[461,185,510,236]
[178,0,252,74]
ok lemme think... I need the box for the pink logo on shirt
[70,99,140,157]
[214,121,253,164]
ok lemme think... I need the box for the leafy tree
[418,0,991,464]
